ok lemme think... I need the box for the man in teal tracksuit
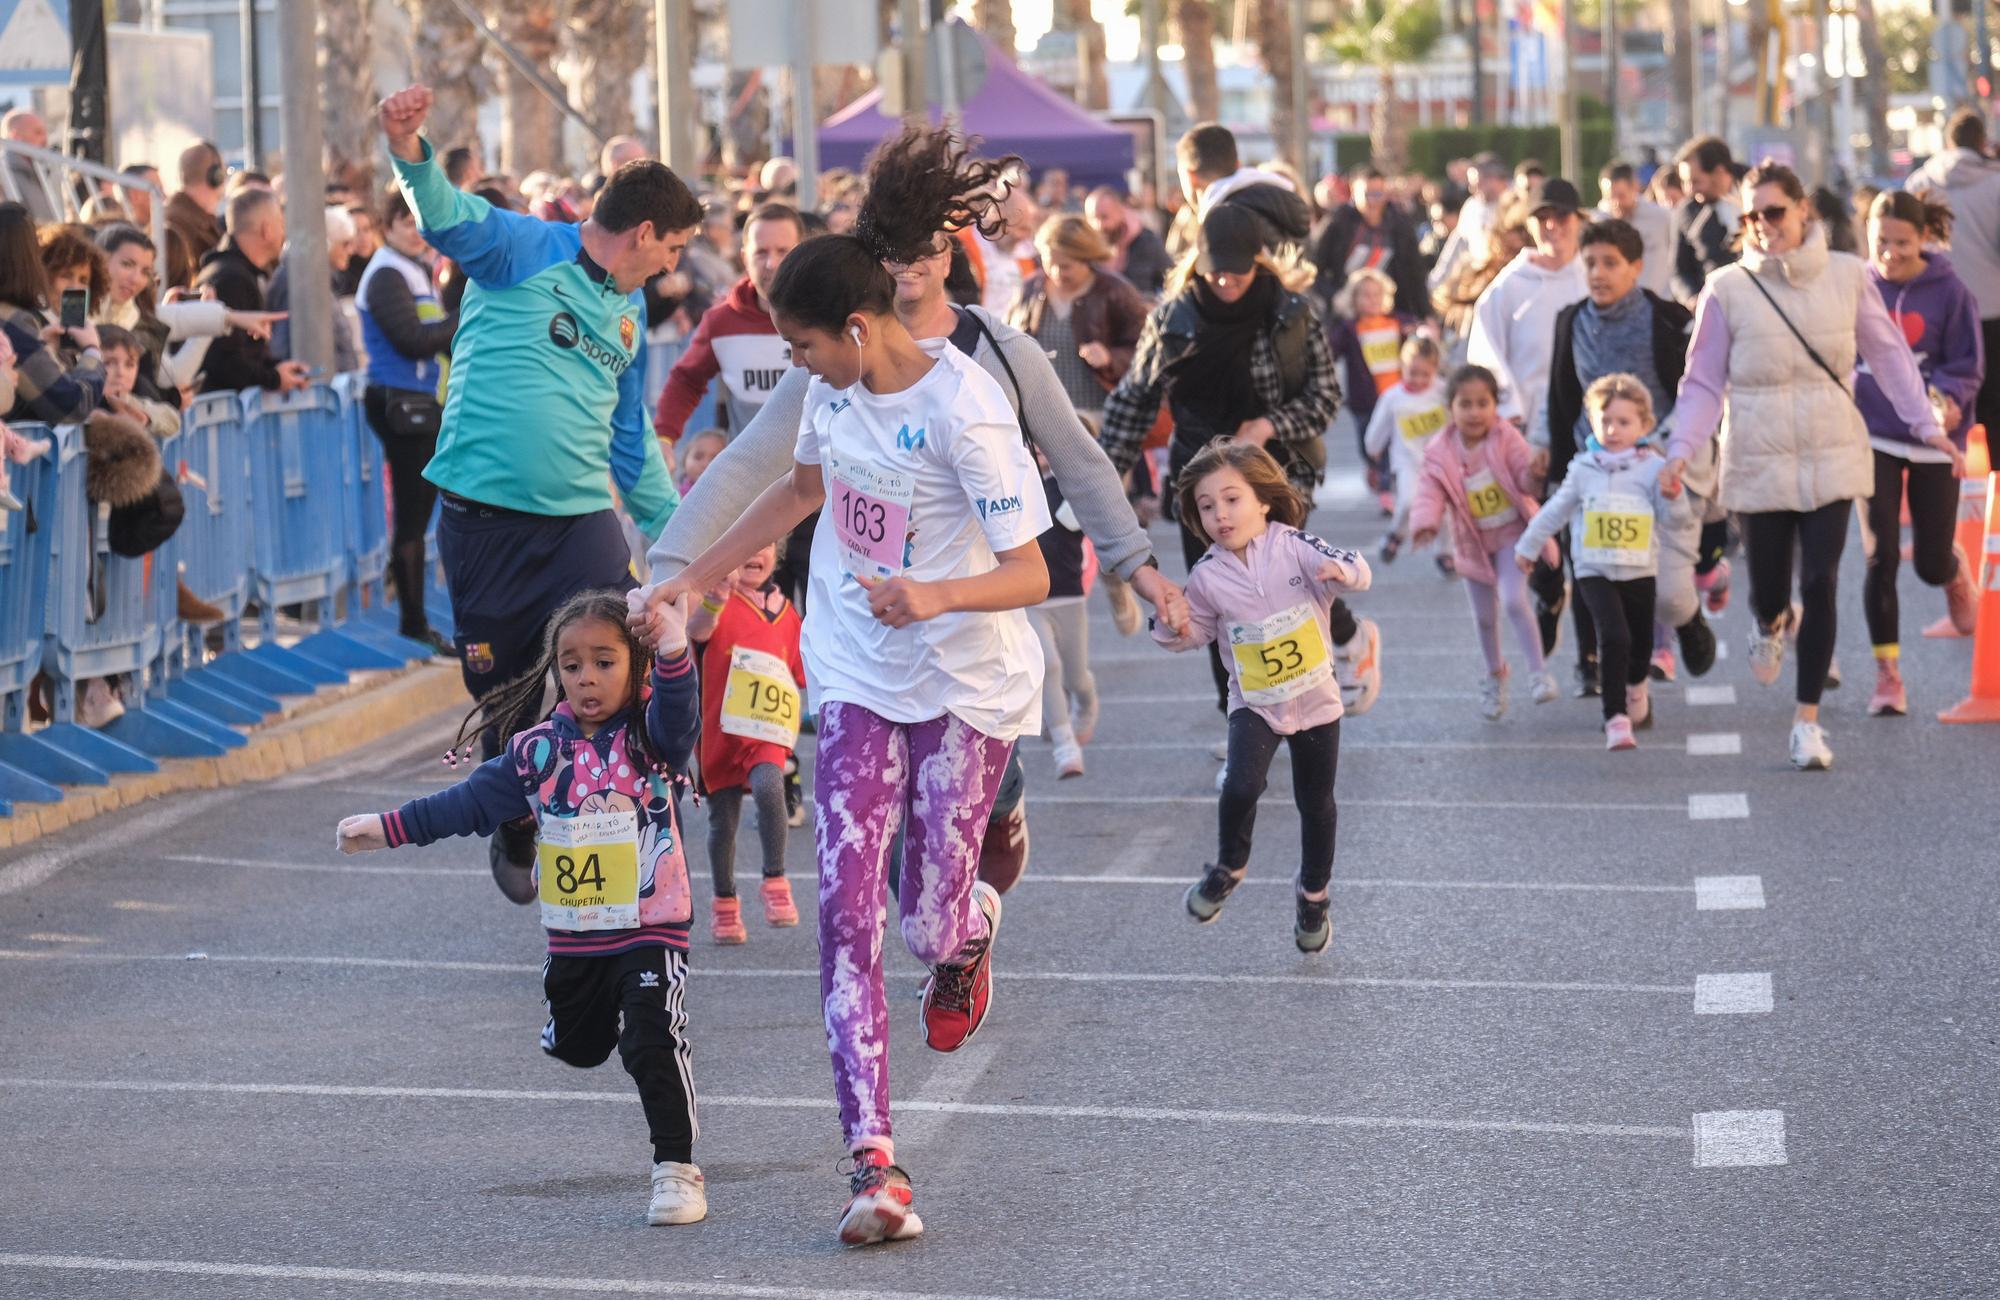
[380,85,703,894]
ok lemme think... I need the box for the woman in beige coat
[1664,161,1948,771]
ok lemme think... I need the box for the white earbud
[850,326,863,345]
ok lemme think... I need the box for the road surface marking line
[1684,685,1738,706]
[1694,875,1766,911]
[1687,793,1751,820]
[1692,1110,1788,1166]
[1693,973,1775,1015]
[1031,795,1687,811]
[162,854,483,877]
[1686,733,1743,756]
[0,1077,1692,1141]
[0,1253,1020,1300]
[1075,740,1610,754]
[0,950,1694,997]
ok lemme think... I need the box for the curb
[0,663,466,851]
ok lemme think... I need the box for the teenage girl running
[632,233,1050,1247]
[336,590,707,1228]
[1514,374,1689,749]
[1157,440,1371,954]
[1410,365,1560,720]
[1856,190,1982,715]
[686,540,806,942]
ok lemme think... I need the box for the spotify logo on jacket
[549,311,580,349]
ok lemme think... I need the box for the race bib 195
[719,646,801,747]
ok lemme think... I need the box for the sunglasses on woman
[1740,203,1793,228]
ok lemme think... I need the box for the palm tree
[1177,0,1222,122]
[1253,0,1297,169]
[1665,0,1694,143]
[1326,0,1443,175]
[318,0,377,193]
[974,0,1017,57]
[564,0,646,142]
[405,0,493,166]
[1055,0,1110,110]
[498,0,562,175]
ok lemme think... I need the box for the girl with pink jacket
[1410,365,1562,720]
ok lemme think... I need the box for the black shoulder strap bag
[947,306,1033,445]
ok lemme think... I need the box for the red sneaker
[838,1149,922,1246]
[920,881,1000,1052]
[760,875,799,927]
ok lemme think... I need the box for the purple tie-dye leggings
[812,701,1014,1157]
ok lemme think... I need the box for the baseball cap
[1529,177,1583,217]
[1469,150,1506,175]
[1197,203,1263,276]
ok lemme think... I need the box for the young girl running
[1155,440,1371,954]
[1330,267,1416,510]
[1030,443,1099,779]
[1514,375,1689,749]
[1857,190,1983,715]
[687,540,806,943]
[632,233,1050,1247]
[1410,365,1560,720]
[335,590,706,1227]
[1361,334,1448,564]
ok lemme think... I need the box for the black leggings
[706,761,788,897]
[364,386,441,638]
[1857,450,1962,651]
[1218,710,1340,891]
[1576,576,1656,720]
[1742,500,1853,706]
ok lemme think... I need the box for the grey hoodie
[1514,445,1695,582]
[1907,147,2000,318]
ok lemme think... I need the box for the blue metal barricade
[0,424,75,800]
[139,425,245,752]
[333,375,432,660]
[243,384,403,678]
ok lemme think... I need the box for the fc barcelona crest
[620,316,636,351]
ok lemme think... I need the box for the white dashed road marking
[1688,793,1751,820]
[1693,973,1775,1015]
[1695,875,1767,911]
[1692,1109,1789,1167]
[1686,733,1743,756]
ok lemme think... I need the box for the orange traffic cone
[1939,469,2000,724]
[1925,425,1991,638]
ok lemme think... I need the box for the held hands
[627,582,693,653]
[1131,566,1191,639]
[1930,435,1969,478]
[378,85,434,161]
[855,575,946,628]
[1514,553,1537,574]
[336,814,387,854]
[1658,457,1686,499]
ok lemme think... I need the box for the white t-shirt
[1362,380,1450,503]
[794,341,1051,741]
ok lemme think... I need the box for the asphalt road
[3,449,1997,1299]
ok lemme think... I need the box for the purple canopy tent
[807,32,1136,191]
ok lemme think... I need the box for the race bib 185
[1579,492,1654,567]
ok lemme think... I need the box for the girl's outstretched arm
[336,752,532,853]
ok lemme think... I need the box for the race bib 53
[1228,603,1333,706]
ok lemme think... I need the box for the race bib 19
[1227,603,1333,706]
[1464,467,1519,530]
[537,810,640,931]
[829,456,913,580]
[720,646,801,747]
[1579,492,1654,567]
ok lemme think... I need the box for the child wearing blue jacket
[1855,191,1985,716]
[336,588,707,1228]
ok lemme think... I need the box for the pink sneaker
[1868,658,1907,717]
[710,896,746,945]
[1697,560,1732,614]
[1605,715,1637,750]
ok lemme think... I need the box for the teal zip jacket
[391,140,677,539]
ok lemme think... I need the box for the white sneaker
[81,677,126,728]
[1479,670,1508,721]
[1210,738,1230,761]
[648,1161,707,1225]
[1529,670,1559,704]
[1334,617,1383,715]
[1749,611,1791,687]
[1070,693,1099,746]
[1789,721,1833,771]
[1052,735,1085,779]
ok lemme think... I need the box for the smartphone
[59,287,89,330]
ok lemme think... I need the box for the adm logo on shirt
[976,494,1022,520]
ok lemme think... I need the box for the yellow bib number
[1397,405,1447,443]
[1579,493,1654,567]
[1228,604,1333,706]
[1465,468,1518,530]
[720,646,801,747]
[537,811,640,931]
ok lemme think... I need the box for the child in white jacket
[1361,335,1448,566]
[1514,373,1691,750]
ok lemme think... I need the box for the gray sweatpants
[1654,488,1708,630]
[1028,600,1096,742]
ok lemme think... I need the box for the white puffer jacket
[1705,227,1875,513]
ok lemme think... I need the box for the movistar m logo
[896,424,926,451]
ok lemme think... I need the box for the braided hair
[850,124,1023,264]
[445,590,661,778]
